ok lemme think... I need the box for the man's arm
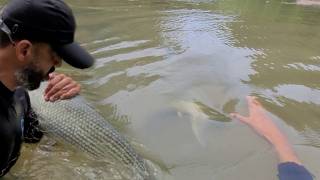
[231,96,313,180]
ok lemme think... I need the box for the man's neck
[0,71,17,91]
[0,49,19,91]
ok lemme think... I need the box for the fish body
[28,83,149,179]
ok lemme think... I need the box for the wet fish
[28,83,150,179]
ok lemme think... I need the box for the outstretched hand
[230,96,281,144]
[44,73,81,102]
[230,96,301,164]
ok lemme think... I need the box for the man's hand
[44,73,81,102]
[230,96,301,164]
[230,96,281,144]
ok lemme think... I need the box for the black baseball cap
[1,0,94,69]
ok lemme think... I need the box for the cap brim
[55,42,94,69]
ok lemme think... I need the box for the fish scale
[28,83,150,179]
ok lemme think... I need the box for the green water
[4,0,320,179]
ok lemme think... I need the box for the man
[231,96,313,180]
[0,0,94,177]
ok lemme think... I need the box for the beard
[15,63,54,90]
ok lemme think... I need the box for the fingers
[48,72,58,79]
[229,96,253,123]
[44,73,66,95]
[230,113,249,124]
[47,88,78,101]
[247,96,262,107]
[230,96,261,124]
[246,96,263,115]
[60,84,81,99]
[45,88,67,102]
[44,73,80,102]
[45,77,73,100]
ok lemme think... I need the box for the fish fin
[175,101,209,147]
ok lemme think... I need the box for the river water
[3,0,320,179]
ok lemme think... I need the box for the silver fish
[28,83,150,179]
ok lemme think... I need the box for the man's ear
[15,40,33,64]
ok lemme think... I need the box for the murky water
[3,0,320,179]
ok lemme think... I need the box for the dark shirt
[278,162,313,180]
[0,82,43,177]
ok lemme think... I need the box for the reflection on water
[227,0,320,133]
[4,0,320,179]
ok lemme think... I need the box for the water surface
[4,0,320,179]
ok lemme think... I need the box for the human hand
[230,96,282,144]
[230,96,301,164]
[44,73,81,102]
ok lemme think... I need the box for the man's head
[0,0,94,90]
[13,41,62,90]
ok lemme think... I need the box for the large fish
[28,83,150,179]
